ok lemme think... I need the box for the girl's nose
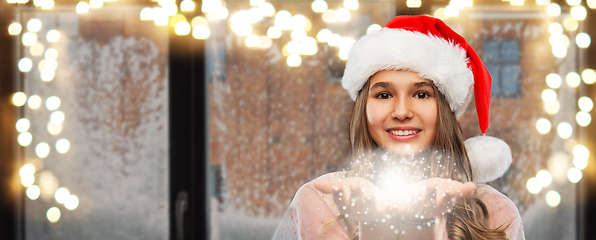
[391,100,414,121]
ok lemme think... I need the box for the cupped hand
[314,176,476,223]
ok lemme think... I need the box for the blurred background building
[1,0,596,240]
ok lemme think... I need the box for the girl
[273,15,524,240]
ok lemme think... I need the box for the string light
[445,5,460,17]
[301,37,318,55]
[47,122,62,135]
[335,8,351,22]
[64,195,79,210]
[47,207,61,223]
[546,191,561,207]
[548,22,563,35]
[287,54,301,67]
[536,170,553,187]
[567,0,581,5]
[192,25,210,39]
[18,58,33,72]
[22,32,37,46]
[541,89,557,103]
[568,167,582,183]
[259,2,275,17]
[566,72,581,87]
[46,30,60,42]
[28,95,42,110]
[576,32,591,48]
[291,14,307,29]
[407,0,422,8]
[36,142,50,158]
[174,21,191,35]
[26,185,41,200]
[27,19,42,33]
[544,100,560,115]
[546,3,561,16]
[89,0,102,9]
[328,33,341,46]
[552,45,567,58]
[557,122,573,139]
[13,92,27,106]
[546,73,562,88]
[563,17,579,31]
[312,0,328,13]
[18,132,32,147]
[258,36,272,49]
[56,139,70,154]
[291,29,307,41]
[75,1,90,14]
[16,118,30,132]
[536,118,552,134]
[322,9,337,23]
[140,7,153,21]
[50,111,65,125]
[510,0,525,5]
[274,10,292,30]
[582,69,596,84]
[344,0,359,10]
[589,0,596,8]
[536,0,550,5]
[8,22,22,35]
[191,16,207,28]
[267,26,282,39]
[180,0,195,12]
[578,96,593,111]
[526,177,542,194]
[245,34,260,47]
[571,6,587,20]
[20,164,35,178]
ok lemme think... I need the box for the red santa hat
[341,15,512,183]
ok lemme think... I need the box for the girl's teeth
[390,130,419,136]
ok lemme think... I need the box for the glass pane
[486,63,501,95]
[502,64,521,96]
[501,40,520,62]
[16,8,169,239]
[483,40,500,62]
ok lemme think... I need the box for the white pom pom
[464,135,512,183]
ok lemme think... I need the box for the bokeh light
[56,139,70,154]
[557,122,573,139]
[526,177,542,194]
[317,29,332,42]
[536,118,552,134]
[18,58,33,72]
[26,185,41,200]
[65,195,79,210]
[16,118,30,132]
[544,100,560,115]
[28,95,42,110]
[576,111,591,127]
[8,22,22,35]
[46,96,61,111]
[582,69,596,84]
[50,111,65,125]
[576,32,591,48]
[287,54,301,67]
[47,207,60,223]
[568,167,582,183]
[563,17,579,31]
[192,25,210,39]
[541,89,557,103]
[335,8,351,22]
[20,163,36,178]
[36,142,50,158]
[13,92,27,106]
[548,22,563,35]
[344,0,359,10]
[174,21,191,35]
[546,191,561,207]
[27,18,42,32]
[18,132,32,147]
[547,3,561,16]
[47,122,62,135]
[571,6,587,20]
[76,1,90,14]
[46,30,60,42]
[566,72,581,87]
[579,96,593,111]
[245,34,260,47]
[312,0,328,13]
[546,73,562,88]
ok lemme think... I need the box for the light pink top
[272,172,525,240]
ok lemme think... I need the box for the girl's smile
[366,70,437,154]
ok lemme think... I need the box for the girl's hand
[314,177,476,223]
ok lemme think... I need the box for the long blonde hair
[321,78,512,239]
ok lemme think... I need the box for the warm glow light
[250,0,264,6]
[18,58,33,72]
[292,14,307,29]
[291,29,307,41]
[301,37,317,55]
[328,33,341,46]
[567,0,581,5]
[407,0,421,8]
[287,41,302,55]
[16,118,30,132]
[573,144,590,169]
[202,0,222,13]
[335,8,351,22]
[30,42,44,56]
[571,6,587,20]
[44,96,60,111]
[8,22,22,35]
[21,176,34,187]
[245,34,260,47]
[510,0,525,5]
[41,69,55,82]
[27,18,42,33]
[28,95,42,110]
[247,7,263,24]
[180,0,195,12]
[536,118,552,134]
[50,111,65,125]
[154,9,169,26]
[89,0,102,8]
[536,0,550,5]
[174,21,191,36]
[317,29,332,42]
[526,177,542,194]
[36,142,50,158]
[546,191,561,207]
[13,92,27,106]
[170,14,187,27]
[41,0,54,9]
[22,32,37,46]
[26,185,41,200]
[47,207,61,223]
[56,139,70,154]
[537,170,553,187]
[582,69,596,84]
[542,89,557,103]
[76,1,90,14]
[192,25,210,39]
[47,122,62,135]
[546,73,562,88]
[44,49,58,61]
[55,187,70,204]
[18,132,32,146]
[552,45,567,58]
[65,195,79,210]
[547,3,561,16]
[267,26,282,39]
[258,36,272,49]
[549,22,563,35]
[568,167,582,183]
[545,100,560,115]
[445,5,460,17]
[589,0,596,8]
[274,10,292,30]
[577,111,592,127]
[549,34,565,46]
[557,122,573,139]
[47,30,60,42]
[567,72,581,87]
[563,17,579,31]
[259,2,275,17]
[579,96,593,111]
[434,8,447,20]
[344,0,359,10]
[20,163,36,178]
[322,9,336,23]
[367,24,382,35]
[312,0,328,13]
[163,3,178,16]
[287,54,301,67]
[191,16,207,28]
[576,32,591,48]
[213,7,229,19]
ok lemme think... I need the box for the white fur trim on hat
[342,29,475,113]
[464,136,512,183]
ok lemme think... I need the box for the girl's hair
[320,77,512,239]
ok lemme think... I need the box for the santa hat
[341,15,511,183]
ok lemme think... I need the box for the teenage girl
[273,15,524,240]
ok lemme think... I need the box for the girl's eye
[376,92,392,99]
[415,92,431,99]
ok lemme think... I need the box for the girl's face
[366,70,437,154]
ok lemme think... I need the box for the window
[483,40,521,97]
